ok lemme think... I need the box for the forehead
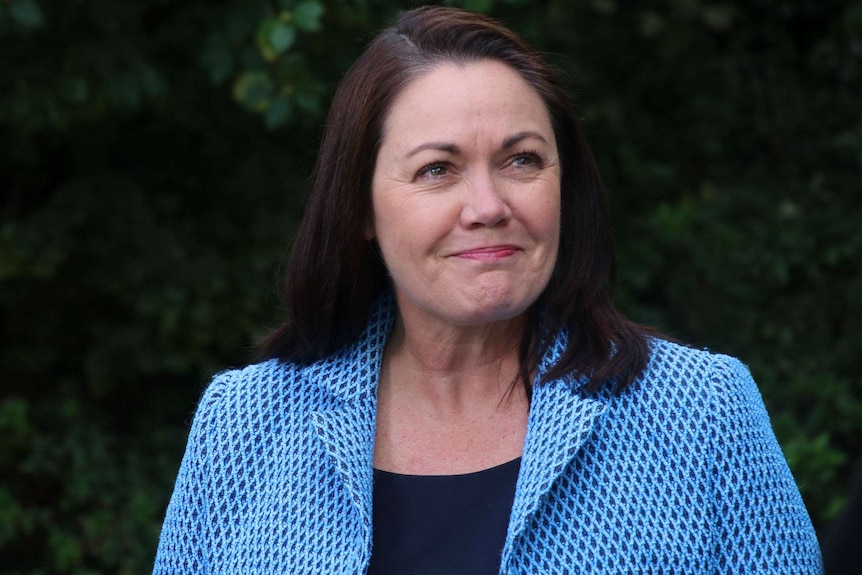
[380,59,553,145]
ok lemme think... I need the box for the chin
[452,296,533,327]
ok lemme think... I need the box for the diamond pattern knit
[154,300,822,574]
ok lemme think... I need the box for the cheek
[544,182,562,237]
[522,188,561,243]
[374,191,446,250]
[370,197,412,272]
[370,194,398,250]
[368,182,396,243]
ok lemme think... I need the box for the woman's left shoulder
[634,337,762,405]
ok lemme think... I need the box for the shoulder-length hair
[259,5,651,395]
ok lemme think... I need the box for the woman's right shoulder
[203,358,299,397]
[193,358,317,421]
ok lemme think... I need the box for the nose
[460,172,512,228]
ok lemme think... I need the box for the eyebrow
[404,130,549,159]
[503,130,549,149]
[405,142,460,158]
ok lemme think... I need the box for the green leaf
[256,18,296,61]
[264,97,294,129]
[232,71,275,111]
[201,33,234,85]
[270,22,296,53]
[9,0,44,28]
[295,91,321,115]
[293,0,324,32]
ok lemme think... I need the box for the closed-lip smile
[451,245,520,260]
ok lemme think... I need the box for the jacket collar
[300,296,608,569]
[300,296,395,569]
[502,329,608,564]
[302,295,395,404]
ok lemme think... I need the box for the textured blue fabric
[154,299,823,574]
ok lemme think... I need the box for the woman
[154,6,822,574]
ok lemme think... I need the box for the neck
[379,311,526,416]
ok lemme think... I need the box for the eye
[510,151,543,168]
[417,162,450,180]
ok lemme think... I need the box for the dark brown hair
[259,6,651,394]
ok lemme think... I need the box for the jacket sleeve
[152,371,233,575]
[708,356,823,574]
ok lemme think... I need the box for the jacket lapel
[310,402,376,537]
[300,299,609,571]
[502,333,609,565]
[303,297,394,564]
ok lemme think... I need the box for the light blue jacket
[154,299,822,574]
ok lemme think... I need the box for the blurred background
[1,0,859,572]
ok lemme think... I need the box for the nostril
[462,198,511,228]
[461,179,511,227]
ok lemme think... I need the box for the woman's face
[369,59,561,329]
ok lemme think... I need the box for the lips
[452,245,520,260]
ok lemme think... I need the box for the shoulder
[201,358,301,404]
[193,350,374,425]
[636,338,781,460]
[639,337,760,403]
[190,358,315,430]
[608,338,770,441]
[182,357,352,465]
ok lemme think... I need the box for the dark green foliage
[1,0,858,572]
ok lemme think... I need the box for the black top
[367,458,521,575]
